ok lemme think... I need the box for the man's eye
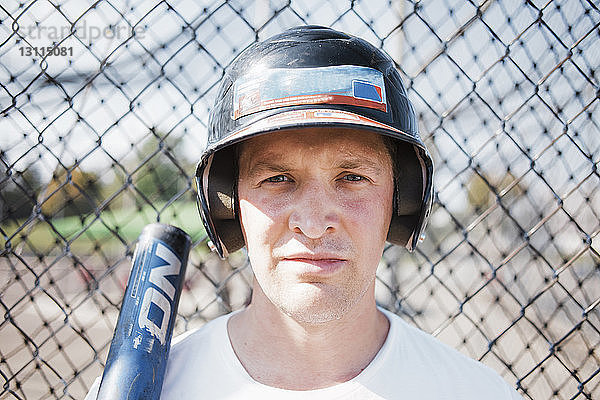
[264,175,289,183]
[343,174,365,182]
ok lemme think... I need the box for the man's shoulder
[160,312,240,397]
[169,312,232,354]
[84,313,234,400]
[384,308,489,369]
[380,308,521,399]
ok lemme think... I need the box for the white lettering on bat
[137,243,181,345]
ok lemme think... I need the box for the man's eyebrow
[336,157,384,173]
[242,155,387,176]
[245,160,291,176]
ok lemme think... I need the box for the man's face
[237,128,394,324]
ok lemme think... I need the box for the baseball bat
[97,223,191,400]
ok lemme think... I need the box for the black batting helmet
[195,25,434,258]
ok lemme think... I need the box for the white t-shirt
[86,308,522,399]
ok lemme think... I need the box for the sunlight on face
[237,128,394,323]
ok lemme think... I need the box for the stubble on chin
[266,274,372,325]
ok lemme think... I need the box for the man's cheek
[340,199,377,222]
[240,197,284,222]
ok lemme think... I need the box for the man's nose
[288,184,339,239]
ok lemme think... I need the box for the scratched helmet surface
[195,25,434,258]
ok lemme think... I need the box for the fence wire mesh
[0,0,599,398]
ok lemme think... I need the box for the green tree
[40,166,101,218]
[130,133,191,204]
[0,163,41,221]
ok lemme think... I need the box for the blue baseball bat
[97,223,191,400]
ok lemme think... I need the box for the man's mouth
[280,253,347,276]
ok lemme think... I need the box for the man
[87,26,522,399]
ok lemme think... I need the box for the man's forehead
[237,128,392,174]
[238,128,388,157]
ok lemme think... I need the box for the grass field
[1,201,206,255]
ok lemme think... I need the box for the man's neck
[227,287,390,390]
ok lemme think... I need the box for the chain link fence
[0,0,598,398]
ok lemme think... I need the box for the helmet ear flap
[386,143,424,249]
[206,146,246,254]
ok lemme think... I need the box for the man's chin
[282,306,346,324]
[276,285,355,324]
